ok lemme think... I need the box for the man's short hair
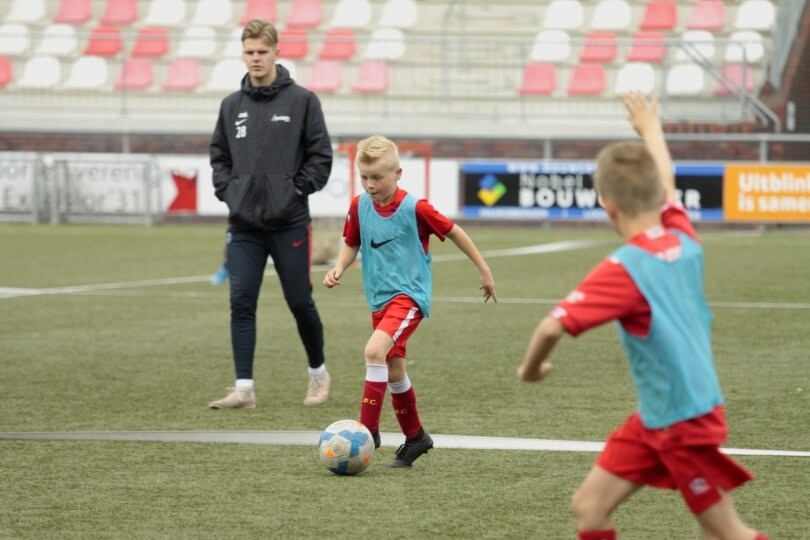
[356,135,400,171]
[594,141,663,217]
[242,19,278,46]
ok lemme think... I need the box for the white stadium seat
[18,55,62,88]
[666,62,705,95]
[674,30,715,62]
[364,28,406,60]
[543,0,584,30]
[614,62,656,94]
[143,0,187,26]
[190,0,233,27]
[66,56,109,89]
[0,23,30,55]
[590,0,632,31]
[378,0,418,29]
[36,24,78,57]
[176,26,219,58]
[530,30,571,63]
[724,31,765,63]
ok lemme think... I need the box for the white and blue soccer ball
[318,419,375,476]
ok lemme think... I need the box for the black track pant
[226,225,324,379]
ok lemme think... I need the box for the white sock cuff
[235,379,254,389]
[365,364,388,383]
[388,376,412,394]
[308,364,327,376]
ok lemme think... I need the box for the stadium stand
[543,0,584,30]
[567,63,606,95]
[687,0,725,31]
[37,24,79,57]
[378,0,418,29]
[0,22,30,55]
[286,0,323,29]
[725,30,765,63]
[100,0,138,26]
[116,57,154,90]
[0,55,11,88]
[627,31,666,63]
[240,0,277,24]
[735,0,776,31]
[714,63,755,95]
[306,59,342,92]
[176,26,219,58]
[84,26,123,56]
[614,62,656,94]
[579,31,617,63]
[162,58,201,91]
[589,0,632,31]
[329,0,371,28]
[190,0,234,27]
[18,55,61,88]
[363,27,405,60]
[666,62,706,95]
[4,0,47,24]
[66,56,109,89]
[205,57,245,91]
[351,59,387,93]
[518,62,556,95]
[319,28,356,60]
[639,0,677,31]
[278,27,309,59]
[142,0,186,26]
[54,0,92,25]
[674,30,716,62]
[131,27,169,58]
[530,30,571,63]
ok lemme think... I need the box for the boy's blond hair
[242,19,278,46]
[594,141,663,217]
[356,135,400,171]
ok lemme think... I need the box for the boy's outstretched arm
[621,92,676,203]
[517,316,562,382]
[446,224,497,303]
[323,243,360,288]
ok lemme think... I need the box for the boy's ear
[395,167,403,180]
[601,197,618,220]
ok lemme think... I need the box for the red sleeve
[552,257,651,337]
[342,195,361,247]
[415,199,454,240]
[662,202,698,242]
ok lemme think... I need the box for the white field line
[0,430,807,457]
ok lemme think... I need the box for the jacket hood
[240,63,295,100]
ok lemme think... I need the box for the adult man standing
[209,19,333,409]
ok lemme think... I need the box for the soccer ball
[318,419,375,476]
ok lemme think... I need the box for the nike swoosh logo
[370,238,395,249]
[235,119,247,126]
[292,238,306,247]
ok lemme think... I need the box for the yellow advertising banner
[723,164,810,222]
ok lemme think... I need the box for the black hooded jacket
[209,64,333,231]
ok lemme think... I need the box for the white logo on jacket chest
[271,114,291,123]
[235,111,248,139]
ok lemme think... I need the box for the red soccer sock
[578,530,616,540]
[359,380,387,434]
[755,534,769,540]
[391,386,422,440]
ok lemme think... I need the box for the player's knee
[286,296,315,318]
[364,343,387,364]
[570,487,605,525]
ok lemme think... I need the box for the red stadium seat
[54,0,92,24]
[116,58,154,89]
[279,28,309,59]
[286,0,323,28]
[351,60,388,93]
[306,60,342,92]
[714,64,755,95]
[518,62,556,95]
[0,56,12,88]
[100,0,138,26]
[240,0,277,24]
[131,27,169,58]
[579,31,616,63]
[640,0,677,31]
[567,63,605,95]
[319,29,356,60]
[626,31,665,63]
[162,58,201,91]
[84,27,123,56]
[687,0,725,30]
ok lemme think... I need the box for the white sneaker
[208,387,256,409]
[303,370,330,406]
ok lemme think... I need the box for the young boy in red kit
[517,93,768,540]
[324,135,497,467]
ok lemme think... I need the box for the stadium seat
[0,23,30,55]
[626,31,665,63]
[529,30,571,63]
[364,28,405,60]
[162,58,201,91]
[351,60,388,93]
[518,62,556,95]
[205,58,245,91]
[614,62,655,93]
[286,0,323,29]
[191,0,233,27]
[579,31,616,63]
[666,63,705,95]
[4,0,46,24]
[714,63,755,95]
[724,31,764,63]
[18,55,61,88]
[306,59,342,93]
[84,26,122,56]
[543,0,584,30]
[567,63,605,95]
[674,30,715,62]
[54,0,92,24]
[590,0,631,31]
[734,0,775,31]
[36,24,78,57]
[66,56,108,89]
[639,0,677,31]
[687,0,725,31]
[378,0,418,29]
[223,28,243,57]
[319,29,356,60]
[131,27,169,58]
[279,28,309,60]
[240,0,277,24]
[143,0,186,26]
[329,0,372,28]
[100,0,137,25]
[0,55,12,87]
[176,26,218,58]
[115,58,154,89]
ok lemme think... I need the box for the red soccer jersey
[552,203,698,338]
[342,188,455,253]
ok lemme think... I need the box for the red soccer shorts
[596,408,754,514]
[371,294,424,360]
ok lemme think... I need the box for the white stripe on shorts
[391,307,419,343]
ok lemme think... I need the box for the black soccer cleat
[390,428,433,468]
[372,430,381,449]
